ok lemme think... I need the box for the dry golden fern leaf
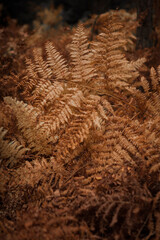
[32,47,53,79]
[91,13,146,93]
[86,110,159,183]
[30,79,64,110]
[45,41,69,80]
[91,10,138,51]
[0,127,29,167]
[68,24,97,85]
[22,42,68,101]
[52,95,114,163]
[87,116,146,181]
[3,97,54,154]
[36,88,86,135]
[54,96,100,163]
[30,42,69,81]
[25,57,39,80]
[128,65,160,119]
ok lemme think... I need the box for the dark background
[0,0,136,25]
[0,0,159,48]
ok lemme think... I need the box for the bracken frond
[69,24,97,85]
[45,41,69,80]
[0,127,29,167]
[4,97,53,154]
[92,13,146,93]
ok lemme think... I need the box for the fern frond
[130,66,160,118]
[54,111,96,163]
[88,116,147,181]
[95,10,138,52]
[69,24,97,84]
[24,42,69,101]
[31,79,64,109]
[0,127,29,166]
[45,41,69,80]
[92,14,145,93]
[54,95,108,163]
[25,58,39,82]
[4,97,53,154]
[33,47,53,79]
[36,89,85,134]
[130,57,146,70]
